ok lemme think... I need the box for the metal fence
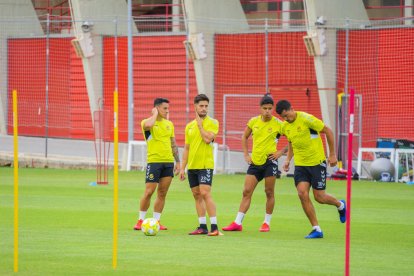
[1,16,413,174]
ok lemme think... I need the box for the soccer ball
[141,218,160,236]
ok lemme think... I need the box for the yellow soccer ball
[141,218,160,236]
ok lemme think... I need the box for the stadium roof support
[69,0,138,127]
[182,0,249,115]
[304,0,369,149]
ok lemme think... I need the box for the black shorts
[294,162,327,190]
[247,159,279,182]
[188,169,213,188]
[145,162,174,183]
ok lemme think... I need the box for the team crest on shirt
[268,128,272,133]
[166,125,170,130]
[297,126,302,132]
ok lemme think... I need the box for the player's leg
[153,176,172,213]
[134,163,161,230]
[310,163,346,223]
[239,175,259,213]
[195,169,220,236]
[223,165,261,231]
[140,163,162,212]
[201,186,221,236]
[296,181,323,238]
[152,163,174,229]
[313,189,340,206]
[295,166,323,238]
[200,185,215,214]
[188,170,208,235]
[152,176,172,230]
[296,181,318,226]
[260,160,278,232]
[140,182,158,212]
[260,175,275,232]
[133,182,157,230]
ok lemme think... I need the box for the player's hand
[268,151,281,161]
[327,154,338,167]
[179,169,186,181]
[151,107,158,116]
[174,163,181,176]
[244,154,252,165]
[283,160,290,172]
[195,111,203,126]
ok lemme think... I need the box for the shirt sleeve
[247,117,256,130]
[206,119,219,135]
[304,113,324,132]
[184,124,189,145]
[141,119,148,140]
[170,122,175,138]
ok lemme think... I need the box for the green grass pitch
[1,167,414,275]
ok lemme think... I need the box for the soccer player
[133,98,180,231]
[222,95,285,232]
[275,99,346,239]
[179,94,221,236]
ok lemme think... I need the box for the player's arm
[242,126,252,164]
[268,145,288,161]
[179,144,190,181]
[320,125,338,167]
[171,137,180,175]
[142,107,158,130]
[195,113,215,144]
[283,142,293,172]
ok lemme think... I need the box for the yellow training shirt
[281,111,326,166]
[247,116,283,166]
[185,116,219,169]
[141,118,175,163]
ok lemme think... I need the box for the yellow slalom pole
[12,89,19,272]
[112,90,119,269]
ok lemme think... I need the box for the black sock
[211,224,218,231]
[200,224,208,230]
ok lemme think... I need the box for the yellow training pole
[12,89,19,272]
[112,90,119,269]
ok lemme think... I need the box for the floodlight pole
[345,87,355,276]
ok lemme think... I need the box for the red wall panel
[103,35,197,144]
[337,28,414,148]
[215,32,319,151]
[7,29,413,151]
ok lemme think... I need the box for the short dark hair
[275,100,291,115]
[154,98,169,107]
[194,94,209,104]
[260,95,274,106]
